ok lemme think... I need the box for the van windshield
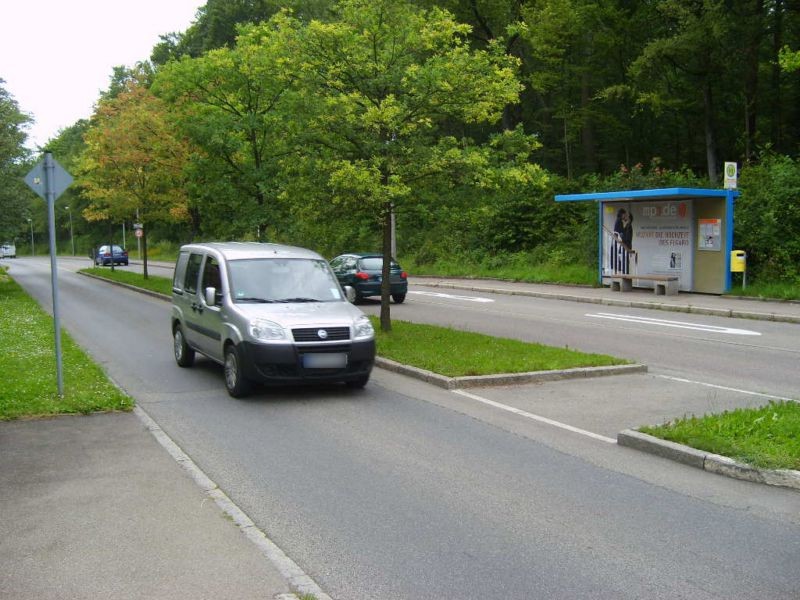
[227,258,343,303]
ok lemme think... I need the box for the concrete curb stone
[617,429,800,491]
[375,357,647,390]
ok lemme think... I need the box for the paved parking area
[448,372,780,440]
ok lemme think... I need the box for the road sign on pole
[24,152,73,397]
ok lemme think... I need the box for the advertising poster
[698,218,722,251]
[603,200,694,290]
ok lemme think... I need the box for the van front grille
[292,327,350,342]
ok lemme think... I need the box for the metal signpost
[24,152,73,396]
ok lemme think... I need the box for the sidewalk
[410,276,800,324]
[0,411,308,600]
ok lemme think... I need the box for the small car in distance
[95,245,128,266]
[329,253,408,303]
[0,243,16,258]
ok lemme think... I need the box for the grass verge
[726,281,800,302]
[370,317,628,377]
[404,254,597,286]
[82,267,173,296]
[639,401,800,471]
[0,267,134,420]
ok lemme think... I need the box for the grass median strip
[639,401,800,471]
[0,267,133,420]
[370,317,628,377]
[82,267,173,296]
[81,269,630,376]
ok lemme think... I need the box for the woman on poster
[611,208,634,274]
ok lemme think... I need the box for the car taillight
[355,272,369,280]
[103,252,110,257]
[400,271,407,279]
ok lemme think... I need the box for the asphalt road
[8,257,800,600]
[361,286,800,401]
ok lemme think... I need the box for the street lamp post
[64,206,75,256]
[27,218,34,256]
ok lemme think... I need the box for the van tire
[224,344,252,398]
[173,325,195,367]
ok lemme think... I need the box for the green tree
[282,0,537,330]
[77,75,191,277]
[150,0,336,64]
[152,17,298,240]
[0,79,32,244]
[46,120,92,256]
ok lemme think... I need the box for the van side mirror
[204,287,217,306]
[344,285,356,303]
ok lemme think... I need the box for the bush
[737,154,800,283]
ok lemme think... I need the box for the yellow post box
[730,250,746,272]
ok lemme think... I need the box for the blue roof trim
[555,187,740,202]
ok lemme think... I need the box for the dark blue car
[330,253,408,303]
[95,244,129,266]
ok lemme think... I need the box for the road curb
[617,429,800,491]
[133,407,331,600]
[419,281,800,324]
[375,357,647,390]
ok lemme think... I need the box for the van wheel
[224,344,252,398]
[173,326,195,367]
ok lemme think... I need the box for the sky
[0,0,204,151]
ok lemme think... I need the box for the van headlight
[249,319,286,341]
[353,315,374,340]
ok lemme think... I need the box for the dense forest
[2,0,800,284]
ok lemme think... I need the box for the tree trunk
[743,0,763,161]
[702,81,719,184]
[580,71,597,172]
[770,0,784,150]
[380,201,392,332]
[142,226,149,280]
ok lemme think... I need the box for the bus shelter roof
[554,187,739,203]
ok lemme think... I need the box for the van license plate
[303,353,347,368]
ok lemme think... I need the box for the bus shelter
[555,187,740,294]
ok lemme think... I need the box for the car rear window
[359,257,399,270]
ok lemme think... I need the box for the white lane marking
[452,389,616,444]
[586,312,761,336]
[654,375,796,403]
[410,290,495,303]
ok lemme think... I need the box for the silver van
[171,242,375,397]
